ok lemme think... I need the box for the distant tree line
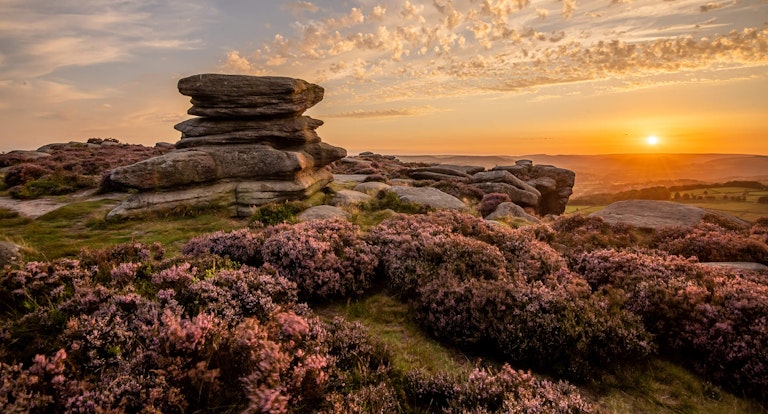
[668,181,767,192]
[570,186,671,205]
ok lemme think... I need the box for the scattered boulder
[331,189,372,206]
[485,202,540,223]
[354,182,390,195]
[298,205,350,221]
[332,174,370,184]
[407,165,472,182]
[590,200,749,229]
[0,241,22,268]
[385,186,467,210]
[106,74,345,218]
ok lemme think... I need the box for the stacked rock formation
[107,74,345,219]
[405,159,575,215]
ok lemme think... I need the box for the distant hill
[396,154,768,196]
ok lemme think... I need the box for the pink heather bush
[405,365,596,413]
[182,228,267,266]
[479,192,512,217]
[651,222,768,264]
[574,249,768,400]
[261,219,378,300]
[416,274,654,380]
[550,214,640,254]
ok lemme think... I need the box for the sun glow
[646,135,659,145]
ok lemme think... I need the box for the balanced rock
[107,74,345,219]
[178,74,324,117]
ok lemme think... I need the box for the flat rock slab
[353,182,390,195]
[178,74,324,117]
[333,174,370,183]
[699,262,768,272]
[386,186,467,210]
[298,205,350,221]
[331,189,372,206]
[590,200,747,229]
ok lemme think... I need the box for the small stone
[298,205,350,221]
[331,189,372,206]
[354,182,390,195]
[386,186,467,210]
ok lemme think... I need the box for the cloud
[323,106,439,118]
[223,0,768,105]
[0,0,207,79]
[561,0,577,19]
[700,2,726,12]
[283,1,320,14]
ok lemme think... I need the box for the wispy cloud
[322,105,440,118]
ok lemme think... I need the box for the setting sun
[647,135,659,146]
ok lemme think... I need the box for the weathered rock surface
[474,182,540,208]
[178,74,324,118]
[331,189,372,206]
[0,241,22,268]
[386,186,467,210]
[354,182,390,195]
[485,202,540,222]
[590,200,749,229]
[397,159,575,216]
[107,74,344,219]
[492,162,575,215]
[298,205,350,221]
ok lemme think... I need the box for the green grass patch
[1,200,246,260]
[318,294,474,376]
[592,359,767,414]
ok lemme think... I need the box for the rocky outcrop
[400,159,575,216]
[590,200,750,229]
[491,161,575,215]
[106,74,345,219]
[298,205,350,221]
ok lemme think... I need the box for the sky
[1,0,767,155]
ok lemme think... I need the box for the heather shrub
[261,219,378,300]
[363,173,387,183]
[3,163,52,187]
[174,265,299,326]
[479,192,512,217]
[324,317,393,387]
[8,169,99,199]
[751,216,768,243]
[550,214,639,254]
[574,249,768,400]
[250,200,308,226]
[405,365,596,413]
[182,228,267,266]
[416,275,654,380]
[324,382,402,413]
[368,213,508,298]
[651,222,768,264]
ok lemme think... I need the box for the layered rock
[492,160,575,215]
[107,74,345,219]
[400,159,575,216]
